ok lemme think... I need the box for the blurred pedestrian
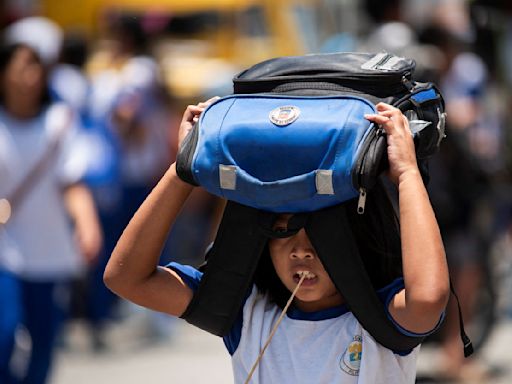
[419,21,503,381]
[85,13,174,342]
[0,40,102,383]
[50,30,122,350]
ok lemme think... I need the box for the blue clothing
[0,269,68,384]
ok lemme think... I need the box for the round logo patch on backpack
[269,105,300,126]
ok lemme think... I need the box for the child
[104,99,450,383]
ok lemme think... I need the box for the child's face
[268,215,343,312]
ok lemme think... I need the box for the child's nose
[290,229,315,260]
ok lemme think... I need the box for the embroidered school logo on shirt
[340,335,362,376]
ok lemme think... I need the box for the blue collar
[287,303,349,321]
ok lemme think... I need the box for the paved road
[49,313,512,384]
[50,316,232,384]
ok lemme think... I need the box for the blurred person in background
[50,30,123,351]
[361,0,510,380]
[0,38,102,384]
[419,18,507,381]
[85,12,177,342]
[86,12,171,232]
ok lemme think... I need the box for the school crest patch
[340,335,362,376]
[269,105,300,126]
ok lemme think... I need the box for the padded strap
[180,201,270,336]
[183,202,425,351]
[305,204,425,352]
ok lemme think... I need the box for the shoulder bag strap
[0,106,73,225]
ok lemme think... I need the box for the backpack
[177,51,446,214]
[176,52,472,356]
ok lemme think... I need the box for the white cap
[4,16,63,65]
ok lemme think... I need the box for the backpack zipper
[355,126,385,214]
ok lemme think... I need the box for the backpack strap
[1,104,72,225]
[182,201,425,352]
[305,204,425,352]
[180,201,271,336]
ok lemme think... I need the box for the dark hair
[59,31,89,68]
[363,0,402,24]
[110,13,148,54]
[253,178,403,308]
[0,42,52,107]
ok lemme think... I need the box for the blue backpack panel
[184,94,376,212]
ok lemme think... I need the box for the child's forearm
[365,103,450,332]
[398,168,449,316]
[104,163,193,300]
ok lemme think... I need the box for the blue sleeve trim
[222,287,253,355]
[165,262,203,291]
[287,303,349,321]
[380,277,446,355]
[166,261,245,355]
[223,309,244,355]
[381,277,446,337]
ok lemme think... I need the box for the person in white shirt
[104,99,449,383]
[0,42,102,384]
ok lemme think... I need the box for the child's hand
[178,97,220,149]
[364,103,418,185]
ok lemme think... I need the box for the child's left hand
[178,96,220,149]
[364,103,418,185]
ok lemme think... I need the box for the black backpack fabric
[233,51,446,175]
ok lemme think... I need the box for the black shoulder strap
[183,202,425,351]
[180,201,270,336]
[305,204,425,352]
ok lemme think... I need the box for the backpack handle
[217,164,357,212]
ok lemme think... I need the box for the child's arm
[365,103,450,334]
[104,101,213,317]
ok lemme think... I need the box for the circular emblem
[269,105,300,126]
[340,335,362,376]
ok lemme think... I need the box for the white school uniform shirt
[0,103,87,280]
[168,263,441,384]
[231,287,418,384]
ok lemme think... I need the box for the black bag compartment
[233,51,416,103]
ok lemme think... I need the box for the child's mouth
[293,270,317,285]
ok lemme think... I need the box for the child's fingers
[376,102,395,111]
[197,96,220,109]
[364,113,397,134]
[183,97,220,124]
[181,105,205,124]
[365,108,410,135]
[364,113,391,124]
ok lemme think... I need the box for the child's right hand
[178,97,220,149]
[364,102,419,186]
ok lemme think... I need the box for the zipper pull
[357,188,367,215]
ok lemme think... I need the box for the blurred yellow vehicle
[41,0,313,101]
